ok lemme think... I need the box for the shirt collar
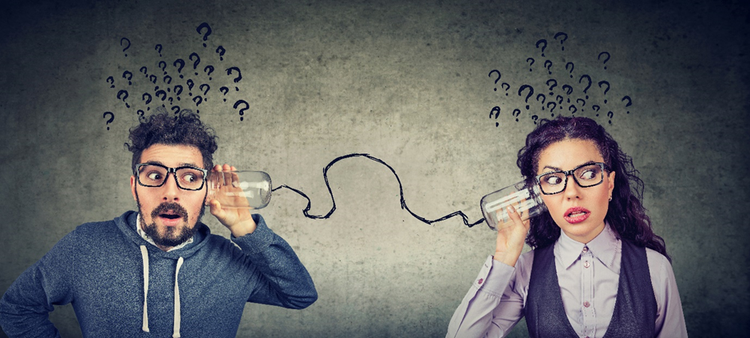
[555,221,619,270]
[136,213,194,252]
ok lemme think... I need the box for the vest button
[583,301,590,308]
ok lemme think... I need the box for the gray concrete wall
[1,0,748,337]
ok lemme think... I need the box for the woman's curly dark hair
[125,109,218,171]
[517,116,669,259]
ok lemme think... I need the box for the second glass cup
[206,170,272,209]
[480,180,547,231]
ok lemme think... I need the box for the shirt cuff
[474,255,515,297]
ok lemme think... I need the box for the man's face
[130,144,207,250]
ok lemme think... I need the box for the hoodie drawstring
[173,256,184,338]
[140,245,150,333]
[140,245,184,338]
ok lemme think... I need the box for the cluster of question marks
[103,22,252,130]
[487,32,634,128]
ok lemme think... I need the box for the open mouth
[151,203,188,226]
[563,207,590,224]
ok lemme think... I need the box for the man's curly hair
[125,109,218,172]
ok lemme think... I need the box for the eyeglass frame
[133,162,209,191]
[534,162,610,195]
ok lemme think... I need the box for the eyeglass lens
[138,164,206,190]
[538,164,603,194]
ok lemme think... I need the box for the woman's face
[536,138,615,244]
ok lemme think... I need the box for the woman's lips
[563,206,591,224]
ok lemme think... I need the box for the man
[0,110,317,337]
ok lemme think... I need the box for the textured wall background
[1,0,748,337]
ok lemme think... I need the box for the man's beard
[135,190,206,248]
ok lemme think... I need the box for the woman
[446,116,687,337]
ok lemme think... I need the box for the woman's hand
[493,205,530,267]
[208,164,257,237]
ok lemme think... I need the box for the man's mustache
[151,202,189,222]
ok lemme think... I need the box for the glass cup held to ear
[480,180,547,231]
[206,170,272,209]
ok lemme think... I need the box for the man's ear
[130,176,137,202]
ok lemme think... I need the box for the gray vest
[525,240,656,338]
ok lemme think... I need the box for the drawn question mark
[544,60,552,74]
[531,115,539,124]
[186,79,195,91]
[137,109,146,122]
[526,58,535,72]
[173,59,185,78]
[155,44,163,57]
[216,46,226,61]
[155,90,167,101]
[200,84,210,96]
[142,93,152,105]
[501,83,510,96]
[226,67,242,83]
[121,71,133,85]
[576,98,586,111]
[556,95,564,105]
[562,85,573,96]
[233,99,249,121]
[598,81,610,103]
[189,52,201,75]
[196,22,212,47]
[546,79,558,95]
[106,76,115,88]
[149,75,157,84]
[173,85,184,100]
[140,67,148,76]
[193,96,203,106]
[535,39,547,57]
[512,109,521,122]
[518,84,534,110]
[103,112,114,130]
[607,111,614,124]
[569,105,577,114]
[158,61,168,75]
[172,106,181,115]
[547,102,557,113]
[622,96,632,114]
[598,52,610,70]
[219,86,229,102]
[117,90,130,108]
[592,105,601,116]
[488,69,501,91]
[537,94,546,110]
[565,62,574,78]
[204,65,215,80]
[579,74,592,99]
[120,37,130,57]
[163,75,172,85]
[490,106,501,127]
[554,32,568,51]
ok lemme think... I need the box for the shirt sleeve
[230,214,318,310]
[648,250,688,338]
[446,253,532,338]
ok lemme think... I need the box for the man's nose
[161,173,181,201]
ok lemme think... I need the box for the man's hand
[208,164,257,237]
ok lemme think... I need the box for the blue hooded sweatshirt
[0,211,317,337]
